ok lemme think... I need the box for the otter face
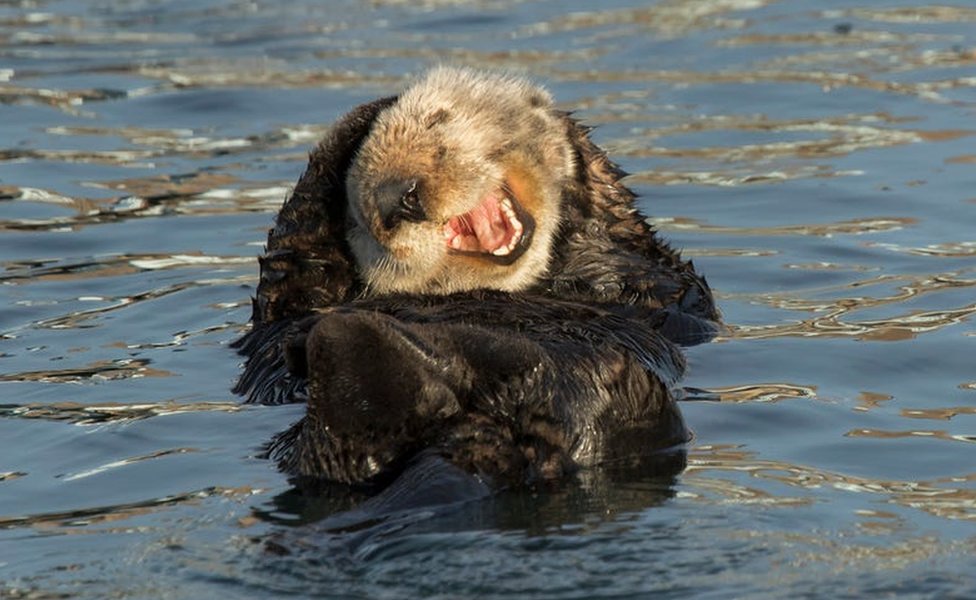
[345,67,576,295]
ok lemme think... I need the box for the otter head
[345,67,576,295]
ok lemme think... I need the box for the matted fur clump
[234,66,719,494]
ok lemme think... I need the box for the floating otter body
[234,67,719,491]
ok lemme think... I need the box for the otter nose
[378,178,426,230]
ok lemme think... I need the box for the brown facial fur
[345,67,573,295]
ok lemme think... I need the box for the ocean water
[1,0,974,597]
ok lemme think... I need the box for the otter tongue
[469,192,511,253]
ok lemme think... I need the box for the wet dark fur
[234,95,719,489]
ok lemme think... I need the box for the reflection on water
[1,0,975,597]
[725,271,976,340]
[686,382,818,403]
[0,400,242,424]
[0,358,174,382]
[687,444,976,521]
[0,485,257,529]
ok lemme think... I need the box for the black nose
[378,178,426,230]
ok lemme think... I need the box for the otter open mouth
[443,187,535,265]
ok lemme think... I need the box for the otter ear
[252,96,398,325]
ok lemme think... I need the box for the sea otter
[234,67,719,492]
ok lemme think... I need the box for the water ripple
[0,486,256,530]
[727,272,976,340]
[0,401,244,424]
[687,446,976,521]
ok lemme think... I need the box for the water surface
[1,0,975,597]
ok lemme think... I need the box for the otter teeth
[443,194,526,256]
[492,197,524,256]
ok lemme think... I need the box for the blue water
[1,1,974,597]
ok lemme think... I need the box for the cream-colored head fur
[345,66,576,295]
